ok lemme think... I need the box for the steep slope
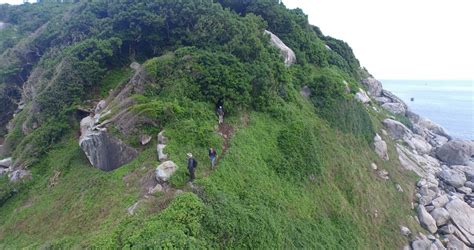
[1,1,471,249]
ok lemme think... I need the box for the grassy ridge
[0,91,419,248]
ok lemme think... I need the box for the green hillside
[0,1,421,248]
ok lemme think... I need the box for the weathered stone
[447,234,469,250]
[155,161,177,182]
[8,169,31,182]
[436,140,474,166]
[80,130,138,171]
[382,102,406,115]
[95,100,107,114]
[439,224,456,235]
[457,187,472,195]
[465,181,474,190]
[157,144,168,162]
[374,134,389,161]
[411,238,431,250]
[0,157,12,168]
[400,225,412,236]
[445,199,474,246]
[148,183,163,194]
[375,96,391,105]
[431,239,446,250]
[361,77,383,97]
[157,130,168,144]
[140,135,152,145]
[355,88,371,103]
[264,30,296,66]
[407,135,433,154]
[431,195,449,208]
[430,208,451,226]
[417,205,438,234]
[130,62,140,70]
[371,162,378,170]
[383,119,412,140]
[438,169,466,188]
[396,183,404,192]
[377,169,390,180]
[461,166,474,181]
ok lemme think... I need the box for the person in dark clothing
[209,147,217,169]
[187,153,197,181]
[217,106,224,124]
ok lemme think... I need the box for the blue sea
[381,80,474,140]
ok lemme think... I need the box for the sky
[1,0,473,80]
[282,0,474,80]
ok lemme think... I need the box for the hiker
[187,153,198,182]
[209,147,217,169]
[217,106,224,124]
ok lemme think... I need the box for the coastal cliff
[0,1,472,248]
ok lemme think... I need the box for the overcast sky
[1,0,473,80]
[282,0,474,80]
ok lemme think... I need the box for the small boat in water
[410,97,414,101]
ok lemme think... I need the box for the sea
[381,80,474,140]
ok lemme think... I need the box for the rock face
[0,157,12,168]
[430,208,450,226]
[155,161,177,182]
[445,199,474,246]
[79,116,138,171]
[417,205,438,234]
[373,134,389,161]
[361,77,383,97]
[438,169,466,188]
[382,119,412,140]
[264,30,296,66]
[436,140,474,166]
[354,88,371,103]
[382,102,406,115]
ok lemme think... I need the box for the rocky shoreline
[361,77,474,250]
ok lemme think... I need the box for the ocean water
[381,80,474,140]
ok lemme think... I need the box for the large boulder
[438,169,466,188]
[417,205,438,234]
[354,88,371,103]
[445,199,474,246]
[430,208,450,226]
[155,161,178,182]
[264,30,296,66]
[382,119,412,140]
[382,102,406,115]
[373,134,389,161]
[436,140,474,166]
[0,157,12,168]
[406,135,432,154]
[361,77,383,97]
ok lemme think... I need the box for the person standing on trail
[209,147,217,169]
[217,106,224,124]
[187,153,197,182]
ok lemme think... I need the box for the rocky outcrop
[155,161,177,182]
[8,169,31,182]
[438,169,466,188]
[361,77,383,97]
[382,119,412,140]
[417,205,438,233]
[264,30,296,66]
[381,102,405,115]
[436,140,474,166]
[354,88,371,103]
[373,134,389,161]
[445,199,474,246]
[0,157,12,168]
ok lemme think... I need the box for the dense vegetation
[0,0,419,248]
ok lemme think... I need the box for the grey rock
[401,225,412,236]
[355,88,371,103]
[411,239,431,250]
[439,224,456,235]
[407,135,433,154]
[127,201,140,215]
[140,135,152,145]
[157,130,168,144]
[361,77,383,97]
[80,130,138,171]
[457,187,472,195]
[462,166,474,181]
[432,195,449,208]
[155,161,178,182]
[438,169,466,188]
[8,169,31,182]
[377,169,390,180]
[264,30,296,66]
[445,199,474,246]
[418,179,428,187]
[148,183,163,194]
[430,208,451,226]
[0,157,12,168]
[382,89,408,110]
[402,244,411,250]
[464,181,474,190]
[157,144,168,162]
[95,100,107,114]
[374,134,389,161]
[417,205,438,234]
[431,239,446,250]
[426,205,435,212]
[383,119,412,140]
[375,96,391,105]
[382,102,406,115]
[130,62,141,70]
[447,234,469,250]
[436,140,474,166]
[371,162,378,170]
[396,183,404,192]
